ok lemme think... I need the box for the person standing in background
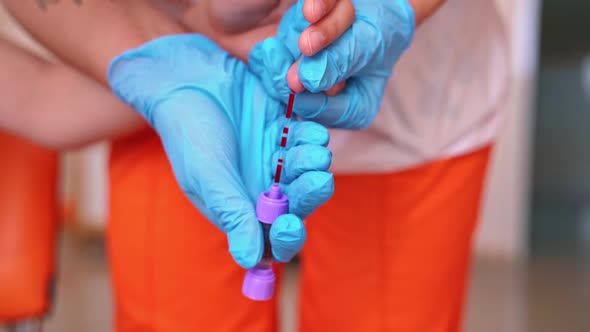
[0,0,508,331]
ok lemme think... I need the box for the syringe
[242,93,295,301]
[273,93,295,184]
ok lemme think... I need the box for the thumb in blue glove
[108,34,334,268]
[249,0,415,129]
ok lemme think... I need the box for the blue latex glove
[107,34,334,269]
[249,0,415,129]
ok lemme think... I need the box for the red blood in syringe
[274,159,284,183]
[286,93,295,119]
[273,93,295,184]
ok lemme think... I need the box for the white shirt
[329,0,510,174]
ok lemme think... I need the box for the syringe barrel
[242,184,289,301]
[259,223,273,266]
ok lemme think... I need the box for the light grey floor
[2,234,589,332]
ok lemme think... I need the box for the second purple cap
[256,184,289,224]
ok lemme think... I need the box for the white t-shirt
[329,0,510,174]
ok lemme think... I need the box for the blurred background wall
[529,0,590,260]
[475,0,540,261]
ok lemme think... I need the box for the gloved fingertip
[292,92,328,119]
[319,148,333,169]
[298,121,330,146]
[325,81,347,96]
[227,226,263,269]
[287,171,334,219]
[300,145,332,171]
[308,171,335,193]
[299,55,336,93]
[270,214,306,262]
[280,0,311,33]
[287,63,305,93]
[229,249,259,270]
[308,123,330,146]
[249,38,296,98]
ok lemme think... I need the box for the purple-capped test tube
[242,183,288,301]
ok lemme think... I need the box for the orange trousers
[0,131,58,322]
[109,132,491,332]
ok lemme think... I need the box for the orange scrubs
[0,131,58,322]
[108,130,491,332]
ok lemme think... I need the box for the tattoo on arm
[35,0,119,11]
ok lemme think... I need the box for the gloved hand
[249,0,415,129]
[108,34,334,269]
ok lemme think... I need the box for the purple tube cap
[256,184,289,224]
[242,266,275,301]
[242,184,286,300]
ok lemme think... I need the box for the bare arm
[4,0,184,84]
[0,0,447,149]
[0,38,142,149]
[1,0,188,148]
